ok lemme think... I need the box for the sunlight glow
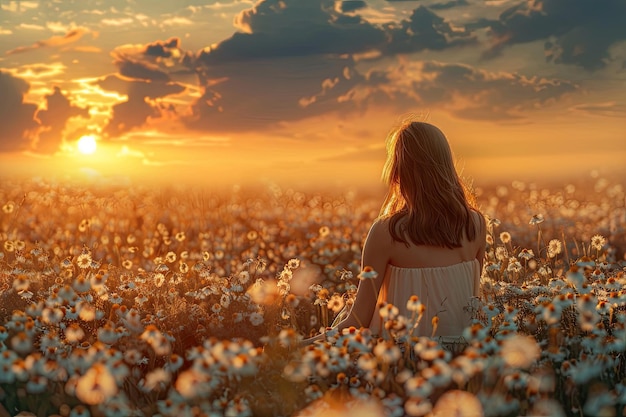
[77,135,97,155]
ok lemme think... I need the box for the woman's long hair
[379,121,478,248]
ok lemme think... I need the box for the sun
[77,135,97,155]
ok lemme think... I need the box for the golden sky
[0,0,625,188]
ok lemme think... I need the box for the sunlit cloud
[570,101,626,118]
[101,18,134,27]
[6,28,92,55]
[18,23,45,31]
[160,17,194,27]
[6,63,66,80]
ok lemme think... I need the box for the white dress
[368,259,481,341]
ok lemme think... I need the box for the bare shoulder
[367,217,393,241]
[470,209,487,239]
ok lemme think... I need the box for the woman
[304,120,486,344]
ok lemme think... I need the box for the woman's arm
[474,211,487,273]
[301,220,391,345]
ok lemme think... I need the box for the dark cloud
[428,0,469,10]
[5,28,91,55]
[35,87,90,153]
[186,0,478,131]
[383,6,475,54]
[197,0,385,65]
[98,75,185,137]
[116,60,170,82]
[145,38,181,58]
[407,61,579,120]
[188,56,368,131]
[0,71,38,152]
[484,0,626,70]
[338,0,368,13]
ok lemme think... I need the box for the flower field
[0,174,625,417]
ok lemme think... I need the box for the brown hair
[379,121,478,248]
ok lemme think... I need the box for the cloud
[116,60,171,82]
[98,75,185,137]
[402,61,579,120]
[483,0,626,70]
[196,0,385,64]
[188,55,367,131]
[0,71,38,151]
[5,27,91,55]
[186,0,478,131]
[570,101,626,118]
[382,6,475,55]
[35,87,90,153]
[428,0,470,10]
[92,38,196,138]
[338,1,368,13]
[145,38,180,58]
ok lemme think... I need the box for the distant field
[0,174,624,417]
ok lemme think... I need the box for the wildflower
[11,332,32,355]
[591,234,606,251]
[313,288,329,306]
[284,293,300,309]
[76,253,92,269]
[139,368,171,392]
[165,251,177,263]
[3,240,14,252]
[373,340,401,363]
[358,266,378,280]
[73,275,91,293]
[249,312,264,326]
[26,375,48,394]
[507,257,522,273]
[405,376,433,398]
[12,275,29,292]
[379,302,399,321]
[406,295,423,313]
[65,323,85,344]
[2,201,14,213]
[287,258,300,269]
[166,354,184,373]
[501,334,540,369]
[495,246,507,261]
[486,235,494,245]
[529,214,545,225]
[237,270,250,285]
[432,390,483,417]
[327,293,345,313]
[547,239,562,258]
[566,265,584,289]
[141,325,171,355]
[69,405,91,417]
[154,273,165,288]
[518,249,534,260]
[175,231,186,242]
[405,397,433,417]
[489,217,501,228]
[75,363,118,405]
[499,232,511,244]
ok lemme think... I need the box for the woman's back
[367,211,484,339]
[369,259,480,339]
[387,211,484,270]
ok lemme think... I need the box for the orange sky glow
[0,0,624,190]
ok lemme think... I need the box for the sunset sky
[0,0,625,188]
